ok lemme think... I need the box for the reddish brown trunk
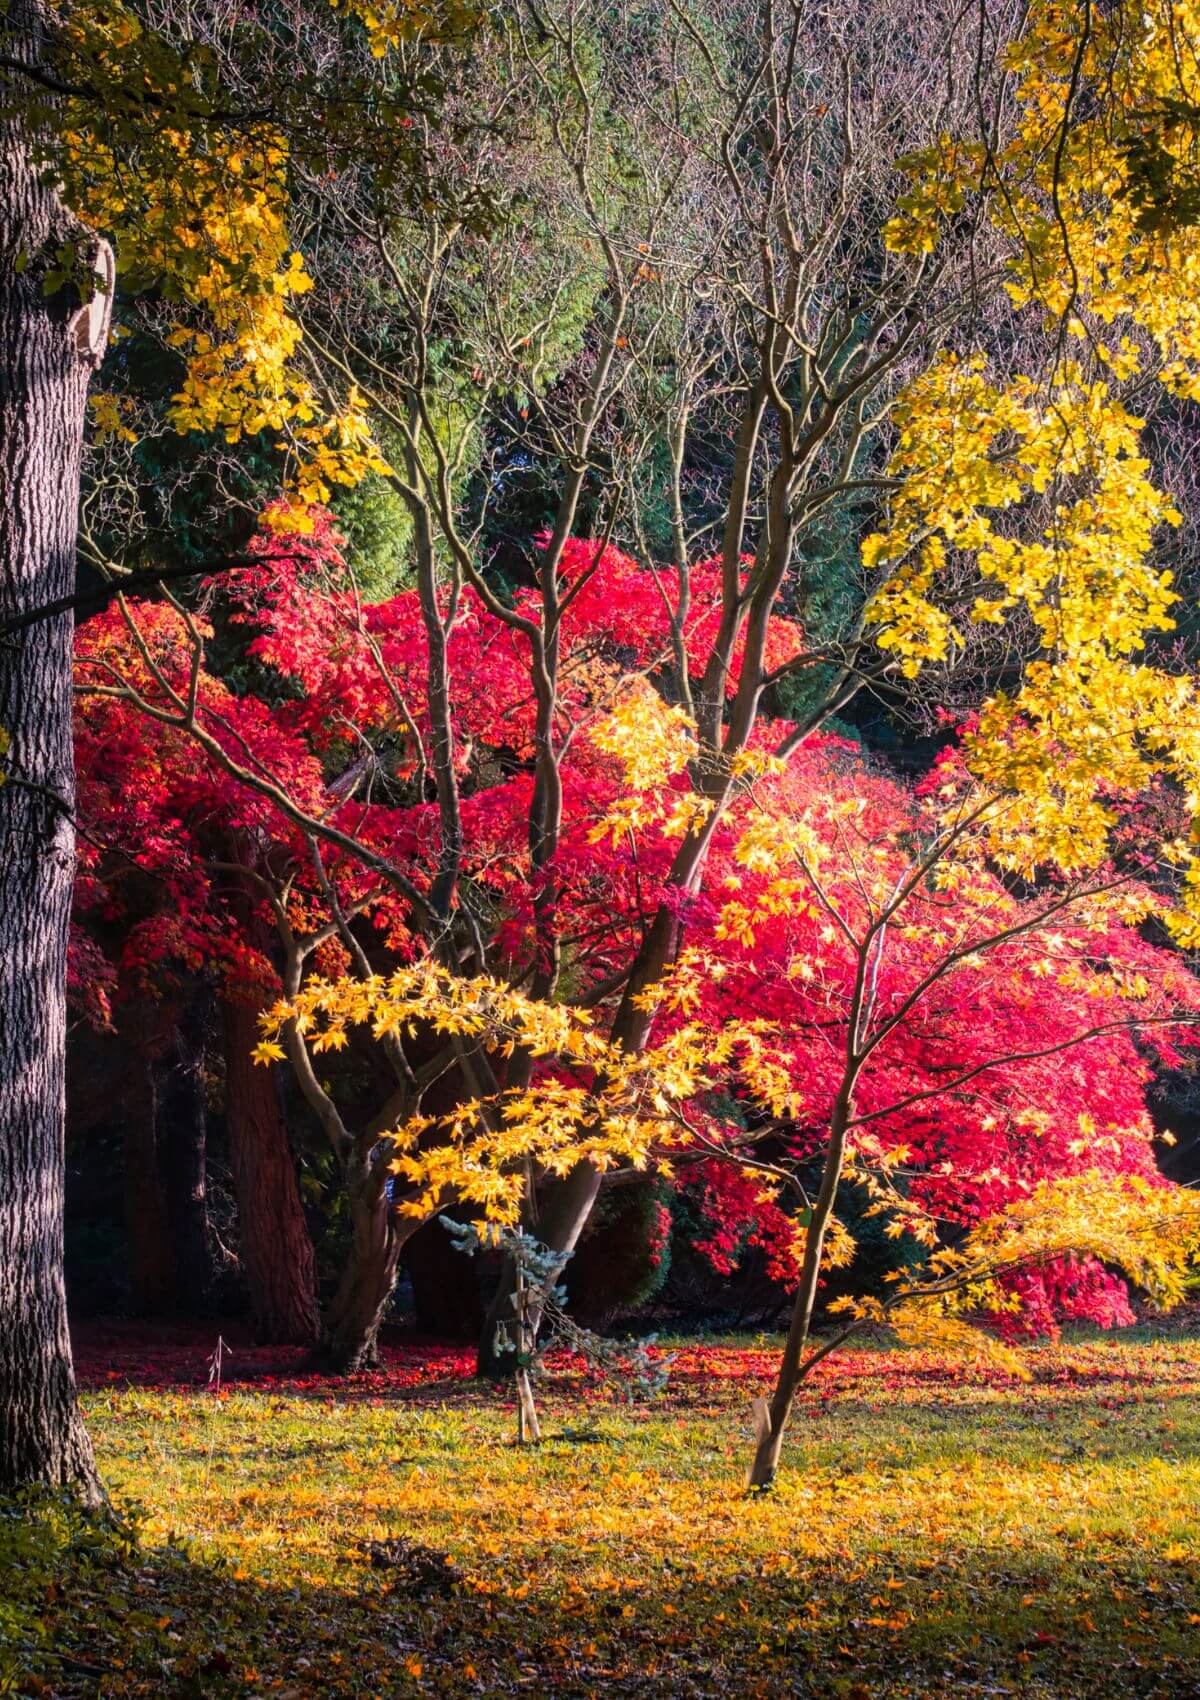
[221,993,319,1345]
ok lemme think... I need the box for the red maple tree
[73,509,1200,1373]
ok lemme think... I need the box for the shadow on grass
[4,1489,1199,1700]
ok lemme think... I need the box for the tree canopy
[6,0,1200,1497]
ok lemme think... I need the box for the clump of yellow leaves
[865,356,1180,676]
[862,347,1200,938]
[834,1172,1200,1374]
[962,1171,1200,1311]
[999,0,1200,397]
[329,0,451,57]
[52,0,412,518]
[88,392,139,446]
[882,2,1200,398]
[255,961,796,1227]
[588,680,712,844]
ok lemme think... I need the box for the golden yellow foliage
[864,3,1200,939]
[833,1172,1200,1372]
[49,0,445,515]
[588,681,710,845]
[256,962,800,1226]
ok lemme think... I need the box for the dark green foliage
[566,1179,672,1326]
[773,510,865,729]
[1121,118,1200,234]
[329,468,414,602]
[819,1178,930,1316]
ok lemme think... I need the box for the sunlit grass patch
[4,1332,1200,1696]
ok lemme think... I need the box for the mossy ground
[3,1326,1200,1697]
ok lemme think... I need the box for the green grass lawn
[3,1330,1200,1697]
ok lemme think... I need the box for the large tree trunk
[0,15,109,1498]
[221,992,319,1344]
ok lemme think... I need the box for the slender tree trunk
[221,993,319,1345]
[320,1163,411,1371]
[512,1263,541,1444]
[746,1091,854,1490]
[0,14,109,1498]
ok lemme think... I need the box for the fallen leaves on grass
[4,1328,1199,1697]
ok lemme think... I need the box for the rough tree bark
[221,991,319,1344]
[0,9,110,1498]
